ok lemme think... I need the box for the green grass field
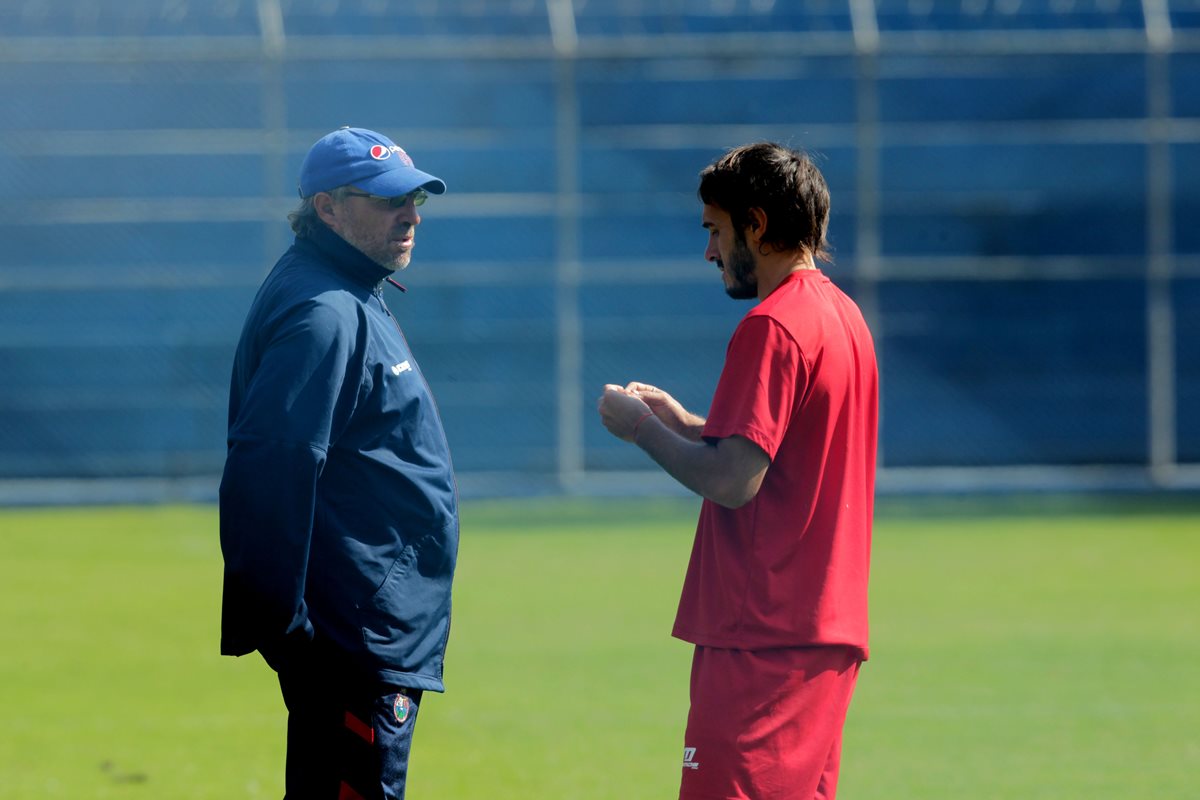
[1,495,1197,798]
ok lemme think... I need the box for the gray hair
[288,186,351,237]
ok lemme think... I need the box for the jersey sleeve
[701,314,807,461]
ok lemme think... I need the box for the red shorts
[679,645,862,800]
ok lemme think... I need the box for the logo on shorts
[682,746,700,771]
[394,694,411,724]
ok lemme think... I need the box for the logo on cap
[368,143,414,166]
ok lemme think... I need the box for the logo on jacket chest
[391,361,412,376]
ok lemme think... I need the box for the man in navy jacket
[219,127,458,800]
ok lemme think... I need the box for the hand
[623,382,702,440]
[597,384,654,443]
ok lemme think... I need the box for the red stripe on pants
[343,711,374,744]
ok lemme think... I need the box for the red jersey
[672,269,878,659]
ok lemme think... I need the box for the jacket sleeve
[218,296,363,672]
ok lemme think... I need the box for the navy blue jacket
[219,224,458,692]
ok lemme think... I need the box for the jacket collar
[299,224,393,290]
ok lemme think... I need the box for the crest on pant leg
[394,694,412,724]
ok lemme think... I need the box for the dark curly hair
[698,142,831,263]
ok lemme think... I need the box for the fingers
[598,384,631,411]
[597,385,650,415]
[597,386,624,410]
[602,381,663,399]
[597,386,650,443]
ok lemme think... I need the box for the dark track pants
[278,670,422,800]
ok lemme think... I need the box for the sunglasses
[341,188,428,208]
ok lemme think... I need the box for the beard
[339,219,413,272]
[722,230,757,300]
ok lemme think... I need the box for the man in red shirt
[598,142,879,800]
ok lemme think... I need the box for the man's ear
[745,207,768,246]
[314,192,340,227]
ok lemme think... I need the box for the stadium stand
[0,0,1197,500]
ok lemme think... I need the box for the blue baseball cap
[298,127,447,199]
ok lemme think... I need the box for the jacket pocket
[359,521,457,671]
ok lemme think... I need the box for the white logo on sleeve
[391,361,412,376]
[682,747,700,771]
